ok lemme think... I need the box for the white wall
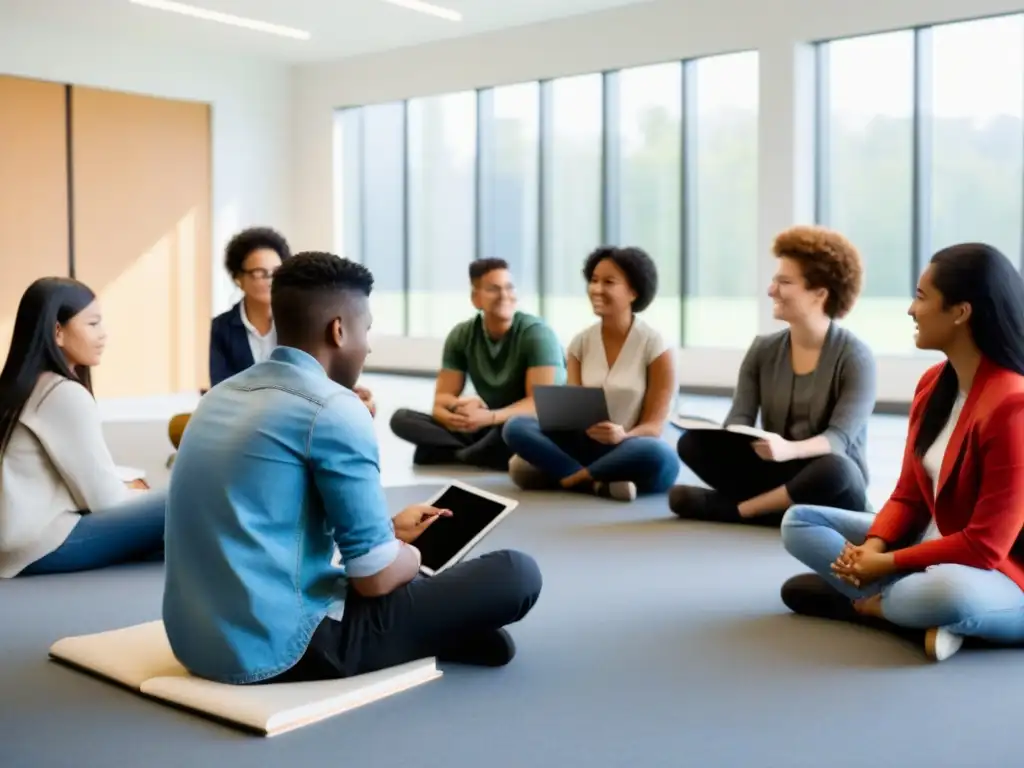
[291,0,1024,404]
[0,17,293,317]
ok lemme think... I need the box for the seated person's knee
[500,549,543,604]
[889,565,975,621]
[500,415,531,443]
[675,430,701,465]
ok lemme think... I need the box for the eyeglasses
[481,284,516,296]
[240,268,276,281]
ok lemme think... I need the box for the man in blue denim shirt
[163,252,542,684]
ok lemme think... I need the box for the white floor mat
[49,620,441,736]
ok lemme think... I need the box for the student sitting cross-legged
[163,252,542,684]
[389,258,565,471]
[502,246,679,502]
[669,225,876,526]
[780,243,1024,663]
[0,278,166,578]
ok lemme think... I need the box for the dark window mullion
[401,101,411,336]
[814,44,832,225]
[476,88,495,260]
[911,27,934,289]
[538,80,554,319]
[680,60,698,345]
[602,70,621,246]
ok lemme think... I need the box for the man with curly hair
[670,224,877,526]
[164,252,542,684]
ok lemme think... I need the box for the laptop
[533,384,610,432]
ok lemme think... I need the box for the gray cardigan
[725,323,876,483]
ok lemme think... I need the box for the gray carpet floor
[2,376,1021,767]
[3,477,1024,768]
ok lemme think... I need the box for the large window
[333,103,407,335]
[333,51,761,349]
[478,82,541,314]
[688,51,760,347]
[407,91,478,338]
[817,14,1024,355]
[616,63,683,348]
[542,74,604,342]
[928,16,1023,261]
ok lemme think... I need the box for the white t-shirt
[920,392,966,541]
[239,301,277,365]
[566,317,670,432]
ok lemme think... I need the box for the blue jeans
[502,416,679,493]
[21,489,167,575]
[781,504,1024,642]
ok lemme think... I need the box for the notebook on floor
[49,620,441,736]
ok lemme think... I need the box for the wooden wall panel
[0,76,70,362]
[71,86,211,398]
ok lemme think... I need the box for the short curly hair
[582,246,659,313]
[772,225,863,319]
[224,227,291,278]
[270,252,374,343]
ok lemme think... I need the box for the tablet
[533,384,610,432]
[414,481,519,577]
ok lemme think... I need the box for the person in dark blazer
[669,225,876,526]
[780,243,1024,662]
[209,227,292,387]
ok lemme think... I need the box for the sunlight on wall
[174,208,198,391]
[212,201,241,315]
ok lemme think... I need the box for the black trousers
[389,408,512,470]
[675,429,868,526]
[271,550,542,681]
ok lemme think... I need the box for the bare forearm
[493,397,535,424]
[626,421,663,439]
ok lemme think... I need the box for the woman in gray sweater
[670,225,876,526]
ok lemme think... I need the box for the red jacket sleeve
[893,394,1024,571]
[866,366,940,545]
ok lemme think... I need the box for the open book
[671,415,773,440]
[49,620,442,736]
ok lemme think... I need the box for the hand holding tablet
[393,504,453,543]
[406,481,519,577]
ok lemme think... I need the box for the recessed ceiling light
[129,0,311,40]
[379,0,462,22]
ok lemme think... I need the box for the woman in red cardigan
[779,242,1024,662]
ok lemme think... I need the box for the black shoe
[413,446,459,466]
[668,485,740,522]
[781,573,858,621]
[438,628,516,667]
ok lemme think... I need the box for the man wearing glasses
[390,258,565,470]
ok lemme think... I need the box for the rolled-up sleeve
[308,392,399,578]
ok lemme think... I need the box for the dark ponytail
[913,243,1024,457]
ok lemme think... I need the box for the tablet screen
[414,485,510,573]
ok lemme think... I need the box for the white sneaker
[596,480,637,502]
[925,627,964,662]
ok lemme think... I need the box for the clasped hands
[829,538,894,588]
[439,396,496,432]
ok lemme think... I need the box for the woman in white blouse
[0,278,166,577]
[503,246,679,502]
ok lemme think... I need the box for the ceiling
[0,0,658,63]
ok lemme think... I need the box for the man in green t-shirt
[390,258,566,470]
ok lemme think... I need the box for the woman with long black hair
[779,243,1024,662]
[0,277,166,577]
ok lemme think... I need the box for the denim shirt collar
[269,346,327,377]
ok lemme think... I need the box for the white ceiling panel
[0,0,661,62]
